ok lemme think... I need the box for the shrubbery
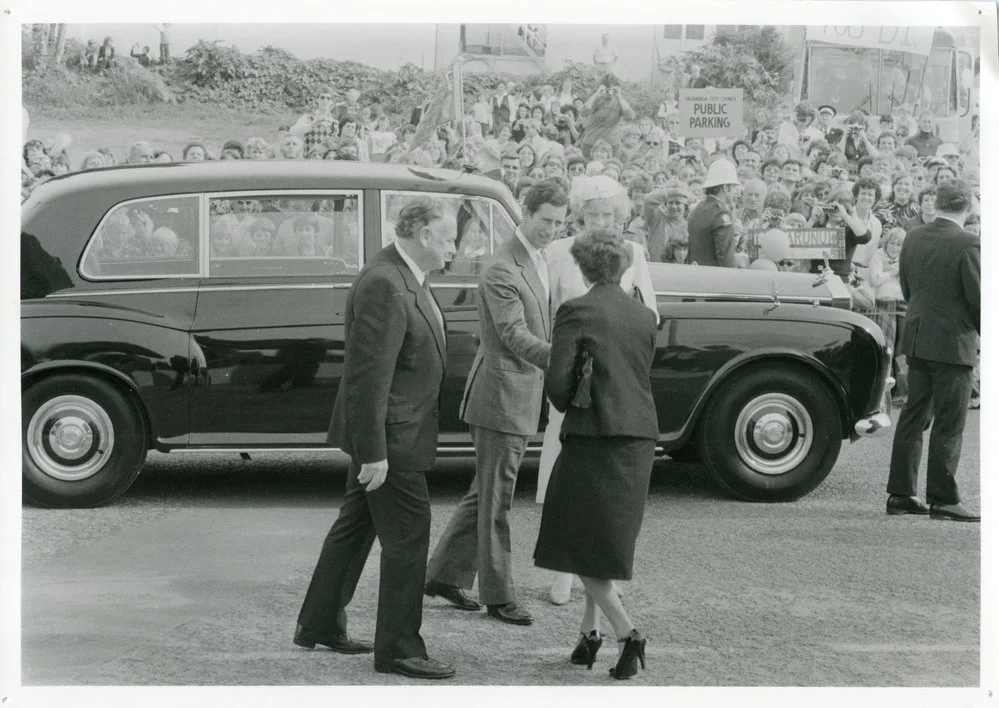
[24,38,669,123]
[24,29,791,128]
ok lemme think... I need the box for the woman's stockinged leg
[578,575,634,646]
[579,588,600,635]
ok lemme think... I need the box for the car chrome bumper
[855,412,892,437]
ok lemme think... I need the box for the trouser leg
[925,361,973,505]
[474,426,529,606]
[887,357,934,497]
[367,466,432,662]
[297,460,377,637]
[426,466,482,590]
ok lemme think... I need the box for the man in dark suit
[886,179,981,522]
[424,180,568,625]
[294,198,458,679]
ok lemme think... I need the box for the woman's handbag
[570,345,593,409]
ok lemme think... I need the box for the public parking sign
[678,88,744,138]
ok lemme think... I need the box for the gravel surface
[20,410,981,687]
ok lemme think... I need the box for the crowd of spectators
[21,71,980,404]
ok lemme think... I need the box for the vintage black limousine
[21,161,893,508]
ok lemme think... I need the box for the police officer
[687,159,740,267]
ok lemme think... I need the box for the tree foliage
[662,25,795,129]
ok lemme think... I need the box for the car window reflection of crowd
[24,70,979,287]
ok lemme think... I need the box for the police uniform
[686,195,737,267]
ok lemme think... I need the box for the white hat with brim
[702,159,740,189]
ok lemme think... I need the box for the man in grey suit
[424,180,569,625]
[886,179,981,522]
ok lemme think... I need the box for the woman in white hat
[537,175,658,605]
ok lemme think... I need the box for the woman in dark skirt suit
[534,229,659,680]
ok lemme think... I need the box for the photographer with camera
[841,111,872,164]
[578,74,635,161]
[807,178,880,285]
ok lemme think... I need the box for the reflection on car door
[188,191,361,447]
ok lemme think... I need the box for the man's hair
[781,159,802,170]
[566,154,586,169]
[523,178,569,216]
[570,229,632,285]
[917,186,938,204]
[222,140,245,158]
[182,141,207,159]
[896,145,918,161]
[23,139,46,161]
[127,141,155,163]
[500,150,521,163]
[761,159,781,174]
[935,179,973,214]
[852,176,882,202]
[394,198,451,240]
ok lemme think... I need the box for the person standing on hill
[593,34,618,74]
[153,23,171,63]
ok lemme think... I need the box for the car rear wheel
[697,364,842,502]
[23,374,147,508]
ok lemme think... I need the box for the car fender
[664,347,851,450]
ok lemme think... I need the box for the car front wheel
[697,364,842,502]
[23,374,147,508]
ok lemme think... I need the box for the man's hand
[357,460,389,492]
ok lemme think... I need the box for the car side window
[80,196,200,279]
[382,192,498,277]
[491,202,517,247]
[208,193,361,277]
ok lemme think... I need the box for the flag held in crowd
[408,60,464,156]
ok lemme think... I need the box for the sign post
[678,88,744,138]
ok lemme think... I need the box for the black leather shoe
[424,580,482,611]
[294,624,373,654]
[930,503,981,522]
[486,602,534,625]
[886,495,930,515]
[374,655,456,679]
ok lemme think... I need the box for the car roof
[26,160,518,213]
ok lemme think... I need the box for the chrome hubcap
[734,393,812,475]
[27,395,115,481]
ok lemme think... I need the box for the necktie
[423,280,445,336]
[536,248,550,302]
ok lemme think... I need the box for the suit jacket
[898,217,980,366]
[460,233,551,436]
[547,283,659,440]
[327,244,447,472]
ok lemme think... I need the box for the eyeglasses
[645,141,662,147]
[778,260,796,268]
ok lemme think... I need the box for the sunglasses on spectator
[646,140,662,146]
[778,260,796,268]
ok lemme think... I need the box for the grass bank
[25,102,300,166]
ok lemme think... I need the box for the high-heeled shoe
[569,630,603,669]
[609,629,647,680]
